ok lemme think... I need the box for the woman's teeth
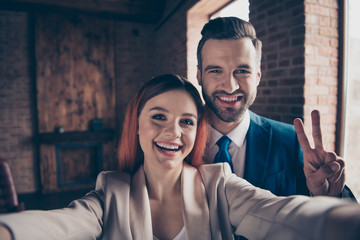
[155,142,182,152]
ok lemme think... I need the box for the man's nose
[222,73,239,93]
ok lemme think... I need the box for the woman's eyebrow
[149,106,197,119]
[182,113,197,119]
[149,106,168,112]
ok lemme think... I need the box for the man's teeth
[156,142,182,151]
[219,96,239,102]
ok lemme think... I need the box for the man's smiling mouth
[216,95,243,106]
[217,96,242,102]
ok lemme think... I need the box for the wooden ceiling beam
[1,0,165,23]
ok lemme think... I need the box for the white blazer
[0,163,346,240]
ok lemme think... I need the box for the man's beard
[202,88,256,123]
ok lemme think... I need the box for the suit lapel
[244,112,272,187]
[181,163,211,239]
[129,166,153,240]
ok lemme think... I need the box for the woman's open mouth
[154,142,183,152]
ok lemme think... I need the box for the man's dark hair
[197,17,262,71]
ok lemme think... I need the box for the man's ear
[196,67,202,86]
[256,68,261,86]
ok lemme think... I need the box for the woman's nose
[163,122,181,138]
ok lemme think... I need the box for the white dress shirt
[203,110,250,177]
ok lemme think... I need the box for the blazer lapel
[129,166,153,240]
[181,163,211,239]
[129,164,211,239]
[244,112,272,187]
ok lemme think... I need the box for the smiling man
[199,37,260,135]
[197,17,356,199]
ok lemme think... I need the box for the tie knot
[216,136,231,149]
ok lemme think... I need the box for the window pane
[343,0,360,201]
[211,0,249,21]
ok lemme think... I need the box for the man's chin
[218,116,241,123]
[214,108,245,123]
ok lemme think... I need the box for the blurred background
[0,0,359,209]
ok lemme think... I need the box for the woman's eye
[152,114,166,120]
[181,119,194,126]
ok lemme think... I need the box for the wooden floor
[18,188,92,210]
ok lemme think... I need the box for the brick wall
[0,11,39,193]
[249,0,339,151]
[303,0,340,150]
[249,0,305,124]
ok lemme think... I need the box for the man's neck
[208,110,245,135]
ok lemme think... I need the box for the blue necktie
[214,136,233,172]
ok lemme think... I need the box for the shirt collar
[208,110,250,148]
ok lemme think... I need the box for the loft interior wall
[0,5,160,194]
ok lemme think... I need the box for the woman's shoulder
[98,170,131,178]
[95,171,132,190]
[97,170,131,181]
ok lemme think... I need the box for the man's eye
[152,114,166,120]
[181,119,194,126]
[209,69,221,74]
[235,69,250,74]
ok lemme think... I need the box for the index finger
[294,118,312,153]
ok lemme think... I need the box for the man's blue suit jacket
[244,111,356,198]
